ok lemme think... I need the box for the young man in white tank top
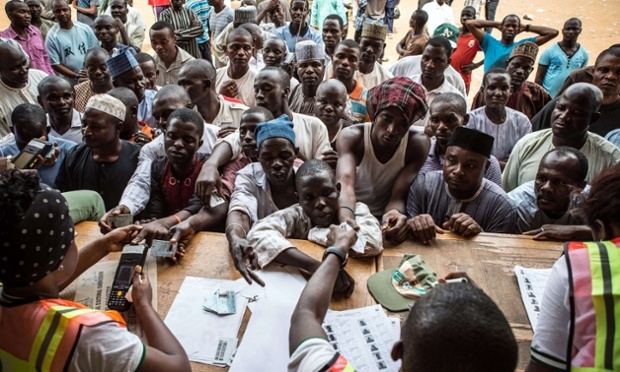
[336,76,430,244]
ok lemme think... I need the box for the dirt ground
[1,0,618,99]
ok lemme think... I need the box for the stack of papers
[514,265,552,331]
[164,276,248,365]
[322,305,402,371]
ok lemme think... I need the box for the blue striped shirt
[185,0,211,43]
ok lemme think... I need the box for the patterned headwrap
[366,77,428,124]
[0,183,74,286]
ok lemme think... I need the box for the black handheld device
[107,243,148,311]
[12,138,53,169]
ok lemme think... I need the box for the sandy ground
[1,0,618,97]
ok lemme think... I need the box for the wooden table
[380,232,564,370]
[70,222,377,371]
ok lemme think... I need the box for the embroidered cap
[447,126,495,158]
[106,48,139,79]
[361,22,388,41]
[255,114,296,149]
[295,40,325,63]
[86,94,126,122]
[234,5,258,24]
[508,41,539,62]
[367,254,438,312]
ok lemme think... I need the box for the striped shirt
[160,7,203,59]
[185,0,211,43]
[349,80,370,124]
[208,6,234,40]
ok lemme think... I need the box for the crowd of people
[0,0,619,370]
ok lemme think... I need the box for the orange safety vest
[0,298,126,372]
[566,238,620,372]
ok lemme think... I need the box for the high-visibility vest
[566,238,620,372]
[0,298,126,372]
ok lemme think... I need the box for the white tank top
[355,123,409,217]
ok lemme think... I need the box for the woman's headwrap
[366,77,428,124]
[0,186,74,286]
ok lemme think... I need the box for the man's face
[461,9,475,25]
[500,16,520,43]
[332,44,360,81]
[534,154,582,219]
[551,92,593,140]
[110,0,128,22]
[263,39,287,66]
[226,34,253,69]
[372,106,410,148]
[314,84,347,127]
[297,59,324,89]
[483,73,510,110]
[322,20,342,49]
[428,101,466,150]
[94,18,119,44]
[52,0,71,24]
[269,6,284,24]
[506,56,534,91]
[562,20,581,43]
[435,0,446,5]
[290,0,307,26]
[84,53,111,88]
[421,45,450,81]
[40,84,74,120]
[115,66,145,102]
[258,137,296,186]
[297,171,340,228]
[82,109,120,148]
[0,51,29,88]
[9,3,32,28]
[171,0,185,10]
[207,0,222,6]
[15,123,46,150]
[443,146,487,196]
[254,70,287,113]
[152,97,189,131]
[592,54,620,99]
[178,68,208,104]
[26,0,42,20]
[409,13,416,29]
[359,37,384,65]
[164,118,202,166]
[150,29,177,60]
[239,113,268,160]
[139,61,158,90]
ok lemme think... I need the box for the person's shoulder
[178,47,195,62]
[507,180,536,200]
[413,170,440,187]
[520,128,552,144]
[51,135,78,150]
[406,128,429,148]
[587,132,620,156]
[339,123,365,142]
[121,140,142,155]
[293,112,324,127]
[73,21,95,33]
[29,68,49,82]
[505,106,531,121]
[222,99,249,111]
[469,106,486,117]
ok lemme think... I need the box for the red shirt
[450,33,481,86]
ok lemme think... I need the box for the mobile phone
[11,138,53,169]
[107,243,148,311]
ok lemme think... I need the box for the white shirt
[47,109,84,144]
[421,1,456,36]
[389,55,467,98]
[215,66,257,107]
[104,5,147,29]
[324,61,394,90]
[0,69,48,136]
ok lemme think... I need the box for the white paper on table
[322,305,402,371]
[514,265,552,332]
[229,266,307,372]
[74,255,157,339]
[163,276,248,365]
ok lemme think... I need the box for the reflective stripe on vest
[566,239,620,372]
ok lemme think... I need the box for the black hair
[182,58,217,83]
[260,66,291,90]
[135,52,156,65]
[37,75,71,96]
[582,164,620,229]
[335,39,361,51]
[84,46,109,61]
[542,147,589,183]
[107,87,139,108]
[0,170,40,233]
[324,14,343,29]
[461,6,476,17]
[295,159,335,189]
[227,27,254,44]
[431,93,467,116]
[150,20,175,36]
[242,106,275,122]
[413,9,428,26]
[290,0,309,8]
[500,14,521,27]
[595,45,620,66]
[424,36,452,59]
[11,104,47,131]
[564,17,582,28]
[167,108,204,138]
[404,284,518,371]
[483,67,510,86]
[155,84,192,105]
[5,0,28,14]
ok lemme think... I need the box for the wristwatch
[323,246,348,268]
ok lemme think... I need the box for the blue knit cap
[255,114,296,149]
[106,48,139,79]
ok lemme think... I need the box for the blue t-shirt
[480,33,537,73]
[605,128,620,149]
[45,22,98,74]
[273,23,324,53]
[539,42,589,98]
[0,135,77,188]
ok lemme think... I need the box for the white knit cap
[85,94,126,121]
